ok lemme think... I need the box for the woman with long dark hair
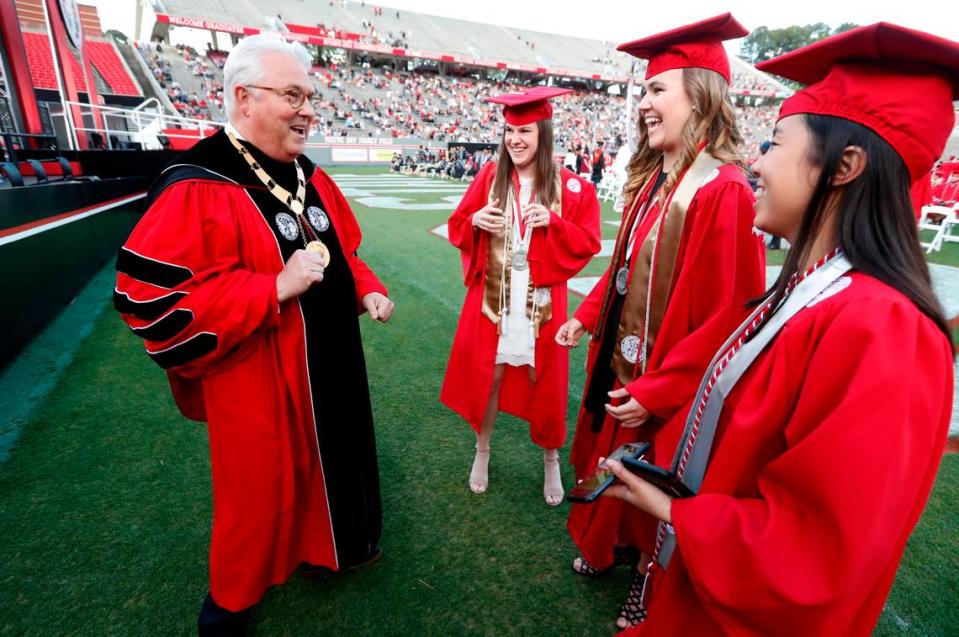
[603,23,956,635]
[555,14,766,628]
[442,87,601,505]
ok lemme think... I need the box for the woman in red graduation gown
[441,87,601,505]
[604,22,957,635]
[554,13,766,627]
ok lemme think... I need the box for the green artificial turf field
[0,166,955,636]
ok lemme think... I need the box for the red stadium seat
[21,32,140,96]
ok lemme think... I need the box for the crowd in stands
[391,145,496,178]
[731,71,777,94]
[309,65,781,166]
[313,3,409,48]
[143,40,785,169]
[142,42,224,120]
[736,104,778,163]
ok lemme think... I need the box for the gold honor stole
[481,172,563,336]
[600,151,723,385]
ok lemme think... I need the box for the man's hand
[555,317,586,348]
[472,198,504,233]
[276,249,326,302]
[605,387,651,428]
[362,292,394,322]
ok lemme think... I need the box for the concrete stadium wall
[0,178,148,369]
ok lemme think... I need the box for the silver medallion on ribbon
[620,334,640,364]
[307,206,330,233]
[615,267,629,295]
[512,249,529,271]
[275,212,299,242]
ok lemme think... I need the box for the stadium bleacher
[83,39,142,97]
[138,42,224,120]
[21,31,144,97]
[22,31,87,91]
[140,0,791,162]
[15,0,142,97]
[159,0,634,78]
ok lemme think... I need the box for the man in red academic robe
[114,35,393,634]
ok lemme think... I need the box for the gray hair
[223,34,312,119]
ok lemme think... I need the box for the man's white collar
[225,121,246,141]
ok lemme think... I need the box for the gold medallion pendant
[226,131,333,267]
[306,240,331,267]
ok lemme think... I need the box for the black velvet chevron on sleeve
[147,332,218,369]
[116,247,193,289]
[113,289,188,320]
[129,308,194,342]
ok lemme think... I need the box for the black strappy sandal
[616,566,648,629]
[571,545,642,577]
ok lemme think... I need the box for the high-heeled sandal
[544,453,564,506]
[571,545,641,577]
[469,446,490,494]
[615,566,648,629]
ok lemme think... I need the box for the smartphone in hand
[566,442,650,504]
[620,456,695,498]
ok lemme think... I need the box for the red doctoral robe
[568,164,766,567]
[441,161,601,449]
[629,273,954,636]
[114,132,387,611]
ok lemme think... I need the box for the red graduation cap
[757,22,959,181]
[617,13,748,84]
[485,86,574,126]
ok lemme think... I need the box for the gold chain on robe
[603,151,723,385]
[481,172,562,336]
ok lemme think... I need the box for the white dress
[495,178,536,367]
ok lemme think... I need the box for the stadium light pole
[41,0,81,150]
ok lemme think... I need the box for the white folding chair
[941,205,959,248]
[597,173,624,203]
[918,205,955,253]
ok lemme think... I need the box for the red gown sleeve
[528,177,601,287]
[447,161,496,283]
[311,169,388,310]
[669,298,954,632]
[625,179,764,420]
[114,181,281,379]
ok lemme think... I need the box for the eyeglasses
[246,85,320,111]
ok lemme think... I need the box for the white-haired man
[114,35,394,634]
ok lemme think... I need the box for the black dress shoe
[299,562,335,579]
[197,592,251,637]
[346,544,382,570]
